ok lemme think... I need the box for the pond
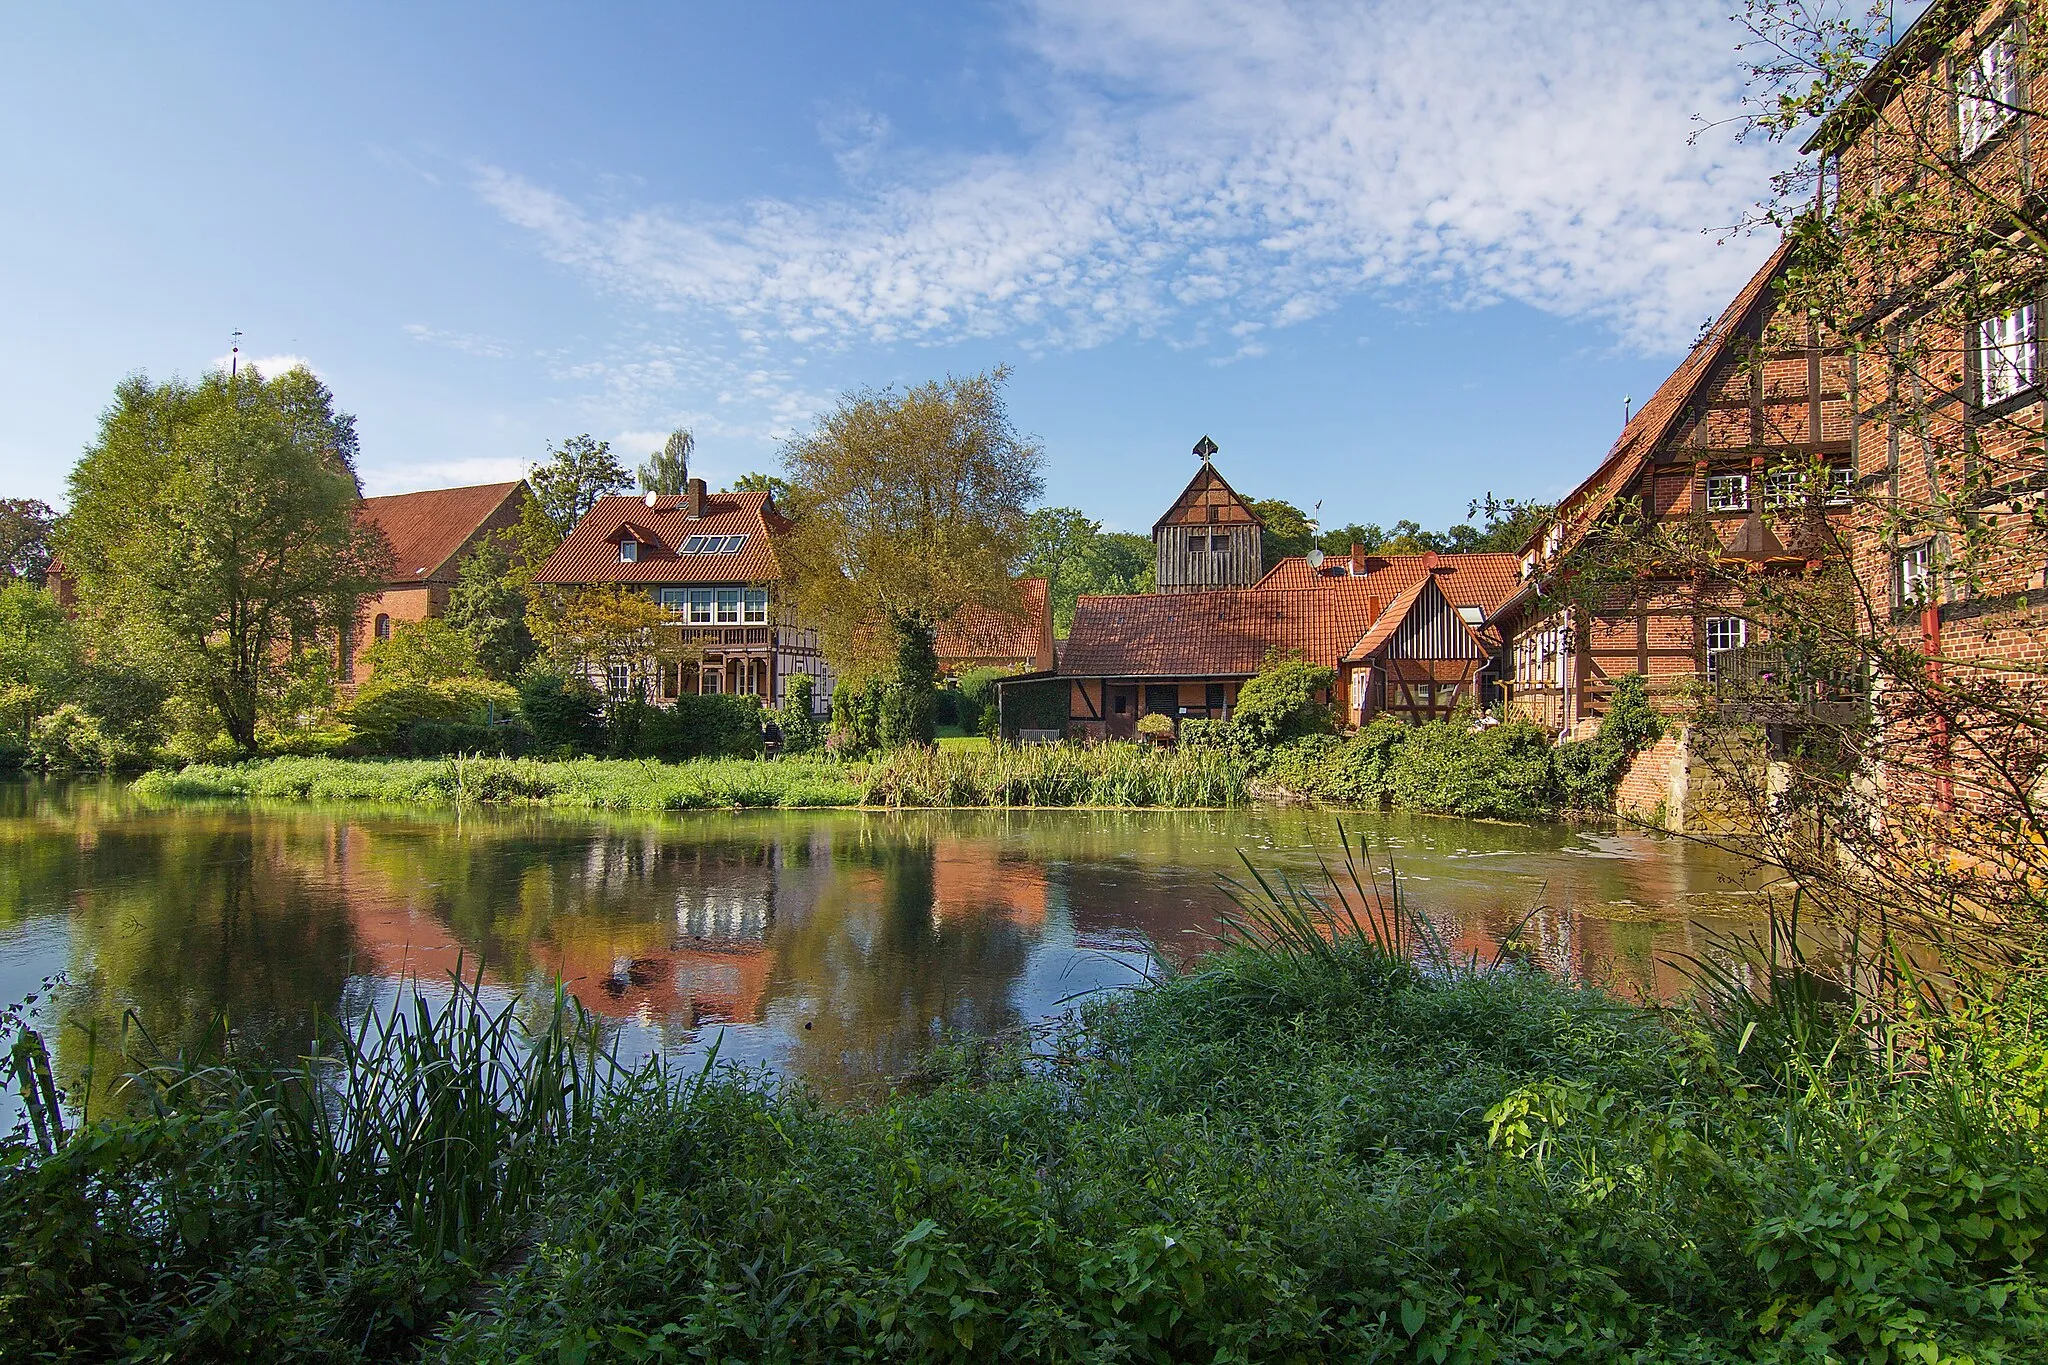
[0,780,1771,1115]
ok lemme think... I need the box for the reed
[861,741,1249,808]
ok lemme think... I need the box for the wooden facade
[1500,243,1852,735]
[1346,575,1493,724]
[1152,460,1265,593]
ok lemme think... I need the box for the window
[716,587,741,623]
[1827,464,1855,506]
[743,588,768,624]
[1211,533,1229,553]
[680,535,707,553]
[606,663,631,697]
[618,539,639,563]
[1705,473,1749,513]
[721,535,747,553]
[1979,304,2037,405]
[1144,685,1179,714]
[659,588,689,614]
[1458,605,1485,626]
[374,614,391,641]
[1112,693,1129,716]
[688,589,713,623]
[1187,534,1207,554]
[1899,542,1935,605]
[1959,26,2020,157]
[1763,466,1802,510]
[700,669,721,695]
[1205,683,1227,710]
[1704,616,1747,681]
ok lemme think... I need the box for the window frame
[742,588,769,624]
[689,589,714,624]
[1704,615,1747,680]
[680,535,707,553]
[1705,472,1750,514]
[1763,466,1803,511]
[605,662,632,697]
[1826,464,1855,506]
[659,588,689,614]
[715,587,742,624]
[1898,542,1935,606]
[1978,302,2038,406]
[721,534,747,554]
[618,539,639,563]
[1958,25,2022,158]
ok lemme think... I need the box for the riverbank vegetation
[5,845,2042,1361]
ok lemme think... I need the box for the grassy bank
[129,743,1251,812]
[5,855,2044,1362]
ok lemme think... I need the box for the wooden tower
[1152,438,1264,593]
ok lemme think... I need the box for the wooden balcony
[661,623,776,649]
[1708,646,1867,727]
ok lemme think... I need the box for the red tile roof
[359,481,527,586]
[1061,584,1393,678]
[937,578,1052,670]
[534,492,789,584]
[1345,573,1489,662]
[1254,551,1522,614]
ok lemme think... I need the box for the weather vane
[1193,435,1218,462]
[229,329,243,379]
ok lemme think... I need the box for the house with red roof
[532,476,830,708]
[935,577,1054,677]
[345,480,531,683]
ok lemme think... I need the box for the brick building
[533,477,831,710]
[344,480,531,684]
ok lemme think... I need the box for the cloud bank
[474,0,1782,361]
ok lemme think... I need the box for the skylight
[680,535,707,553]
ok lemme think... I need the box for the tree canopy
[1020,507,1156,634]
[528,434,629,539]
[779,368,1044,673]
[638,429,693,496]
[57,366,391,752]
[0,499,56,584]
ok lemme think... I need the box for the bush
[26,704,119,771]
[832,676,886,754]
[345,678,524,756]
[358,617,481,685]
[1136,711,1176,741]
[863,741,1248,807]
[778,675,823,755]
[1553,673,1663,811]
[1233,654,1338,745]
[638,693,763,761]
[517,671,603,756]
[1383,715,1558,819]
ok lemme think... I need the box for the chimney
[1350,543,1365,577]
[686,476,706,519]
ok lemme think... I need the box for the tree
[0,499,56,584]
[638,429,694,496]
[446,530,536,680]
[0,582,77,752]
[527,585,690,704]
[358,617,480,686]
[528,434,630,539]
[58,367,391,753]
[732,471,791,505]
[1248,498,1314,570]
[779,367,1044,678]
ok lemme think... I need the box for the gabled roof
[1060,584,1390,678]
[1344,573,1490,663]
[1152,462,1263,533]
[535,492,788,584]
[358,481,528,586]
[1254,551,1521,616]
[1526,240,1792,562]
[937,578,1052,667]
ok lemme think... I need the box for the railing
[1709,645,1867,725]
[662,624,776,648]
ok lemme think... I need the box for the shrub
[1384,715,1558,819]
[832,676,885,754]
[1136,711,1176,741]
[638,693,763,761]
[1553,673,1664,811]
[517,671,603,756]
[345,678,524,756]
[1232,654,1338,746]
[27,704,117,771]
[358,617,481,686]
[779,674,823,755]
[879,619,939,748]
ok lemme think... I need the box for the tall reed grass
[861,741,1248,808]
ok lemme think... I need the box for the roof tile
[358,481,527,585]
[534,492,788,584]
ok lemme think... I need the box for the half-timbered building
[1152,454,1265,593]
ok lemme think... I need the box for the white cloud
[359,456,526,497]
[404,324,514,359]
[213,351,316,378]
[474,0,1785,359]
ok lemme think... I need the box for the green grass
[132,743,1251,812]
[5,837,2045,1361]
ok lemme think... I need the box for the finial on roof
[1193,435,1218,462]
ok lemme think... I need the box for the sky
[0,1,1801,535]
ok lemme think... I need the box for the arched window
[374,614,392,641]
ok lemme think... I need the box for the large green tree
[446,529,537,680]
[528,434,630,539]
[637,429,694,496]
[0,499,55,584]
[1021,508,1156,633]
[58,367,391,752]
[779,368,1044,689]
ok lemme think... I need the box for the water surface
[0,780,1769,1112]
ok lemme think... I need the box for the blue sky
[0,2,1794,534]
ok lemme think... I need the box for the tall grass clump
[862,739,1250,807]
[0,965,676,1361]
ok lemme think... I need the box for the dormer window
[1959,26,2021,157]
[618,539,639,563]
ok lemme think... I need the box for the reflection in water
[0,780,1774,1115]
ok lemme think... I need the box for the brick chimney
[685,476,706,519]
[1350,543,1366,577]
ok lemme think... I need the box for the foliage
[357,617,480,687]
[730,471,791,505]
[57,366,392,752]
[445,529,536,681]
[0,582,78,756]
[343,677,526,756]
[527,433,629,540]
[516,669,604,756]
[1552,673,1663,812]
[1381,715,1559,820]
[26,704,125,772]
[831,675,886,755]
[637,693,764,762]
[1019,507,1157,633]
[991,675,1067,740]
[0,497,56,584]
[880,616,939,749]
[636,428,693,496]
[956,667,1005,738]
[1315,494,1555,558]
[862,740,1247,808]
[1248,496,1315,569]
[527,585,687,706]
[778,673,822,754]
[1136,710,1176,739]
[778,367,1044,676]
[1232,653,1338,745]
